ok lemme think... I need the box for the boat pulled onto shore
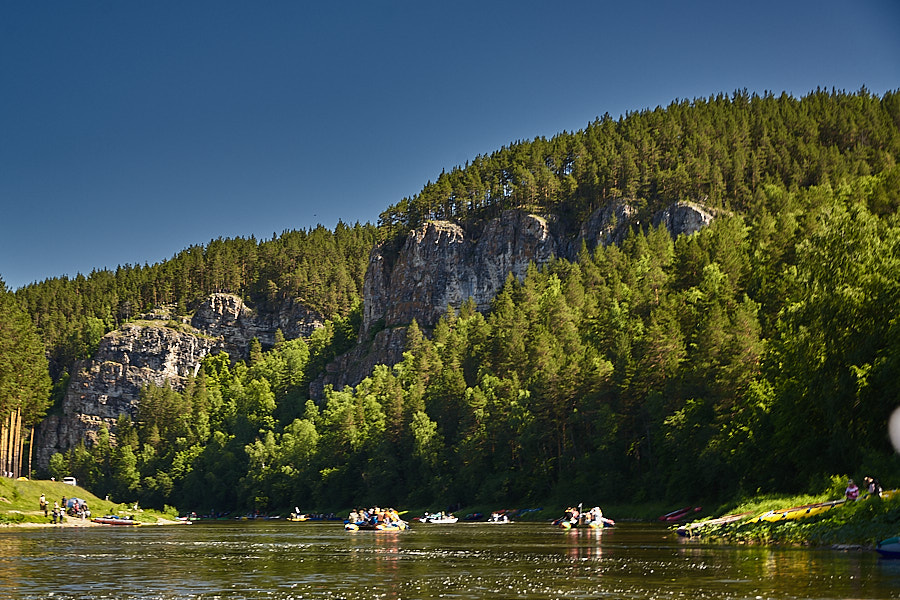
[92,515,142,526]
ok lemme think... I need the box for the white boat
[421,512,458,524]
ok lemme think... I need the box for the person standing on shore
[845,479,860,501]
[39,494,47,517]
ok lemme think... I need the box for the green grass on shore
[0,478,177,525]
[672,490,900,547]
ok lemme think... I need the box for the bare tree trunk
[0,413,8,477]
[27,426,34,480]
[12,408,22,478]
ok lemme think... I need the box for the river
[1,520,898,599]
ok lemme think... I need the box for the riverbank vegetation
[0,477,176,525]
[676,483,900,547]
[4,89,900,527]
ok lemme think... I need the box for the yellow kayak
[756,499,844,522]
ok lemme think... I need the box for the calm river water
[1,520,899,599]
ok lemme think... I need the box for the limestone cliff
[35,319,218,467]
[362,211,560,338]
[37,200,715,458]
[191,293,324,358]
[314,200,715,396]
[651,200,715,236]
[35,294,324,466]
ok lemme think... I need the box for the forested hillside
[13,88,900,511]
[14,222,378,378]
[379,88,899,232]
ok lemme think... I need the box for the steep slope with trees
[14,88,900,511]
[14,222,378,380]
[0,280,52,478]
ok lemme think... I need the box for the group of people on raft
[556,505,615,529]
[345,506,406,529]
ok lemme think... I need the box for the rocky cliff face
[38,200,715,458]
[191,293,324,358]
[35,294,324,466]
[35,320,218,467]
[314,200,715,396]
[362,211,560,338]
[651,200,715,236]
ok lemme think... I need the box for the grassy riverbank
[0,478,178,526]
[671,490,900,547]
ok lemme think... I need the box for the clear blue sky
[2,0,898,290]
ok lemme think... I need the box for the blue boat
[876,536,900,558]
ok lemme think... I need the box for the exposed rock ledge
[35,321,219,467]
[35,294,325,467]
[313,200,715,398]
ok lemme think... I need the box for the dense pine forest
[2,88,900,512]
[13,222,379,379]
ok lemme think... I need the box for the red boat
[658,506,702,522]
[92,516,142,526]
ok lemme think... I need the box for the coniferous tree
[0,279,51,477]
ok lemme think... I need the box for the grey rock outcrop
[192,293,324,358]
[36,293,325,466]
[651,201,715,237]
[365,201,717,340]
[572,199,639,252]
[314,201,716,397]
[308,327,409,399]
[35,320,219,467]
[362,211,559,338]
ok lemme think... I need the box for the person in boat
[556,506,580,526]
[588,506,603,525]
[845,479,860,501]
